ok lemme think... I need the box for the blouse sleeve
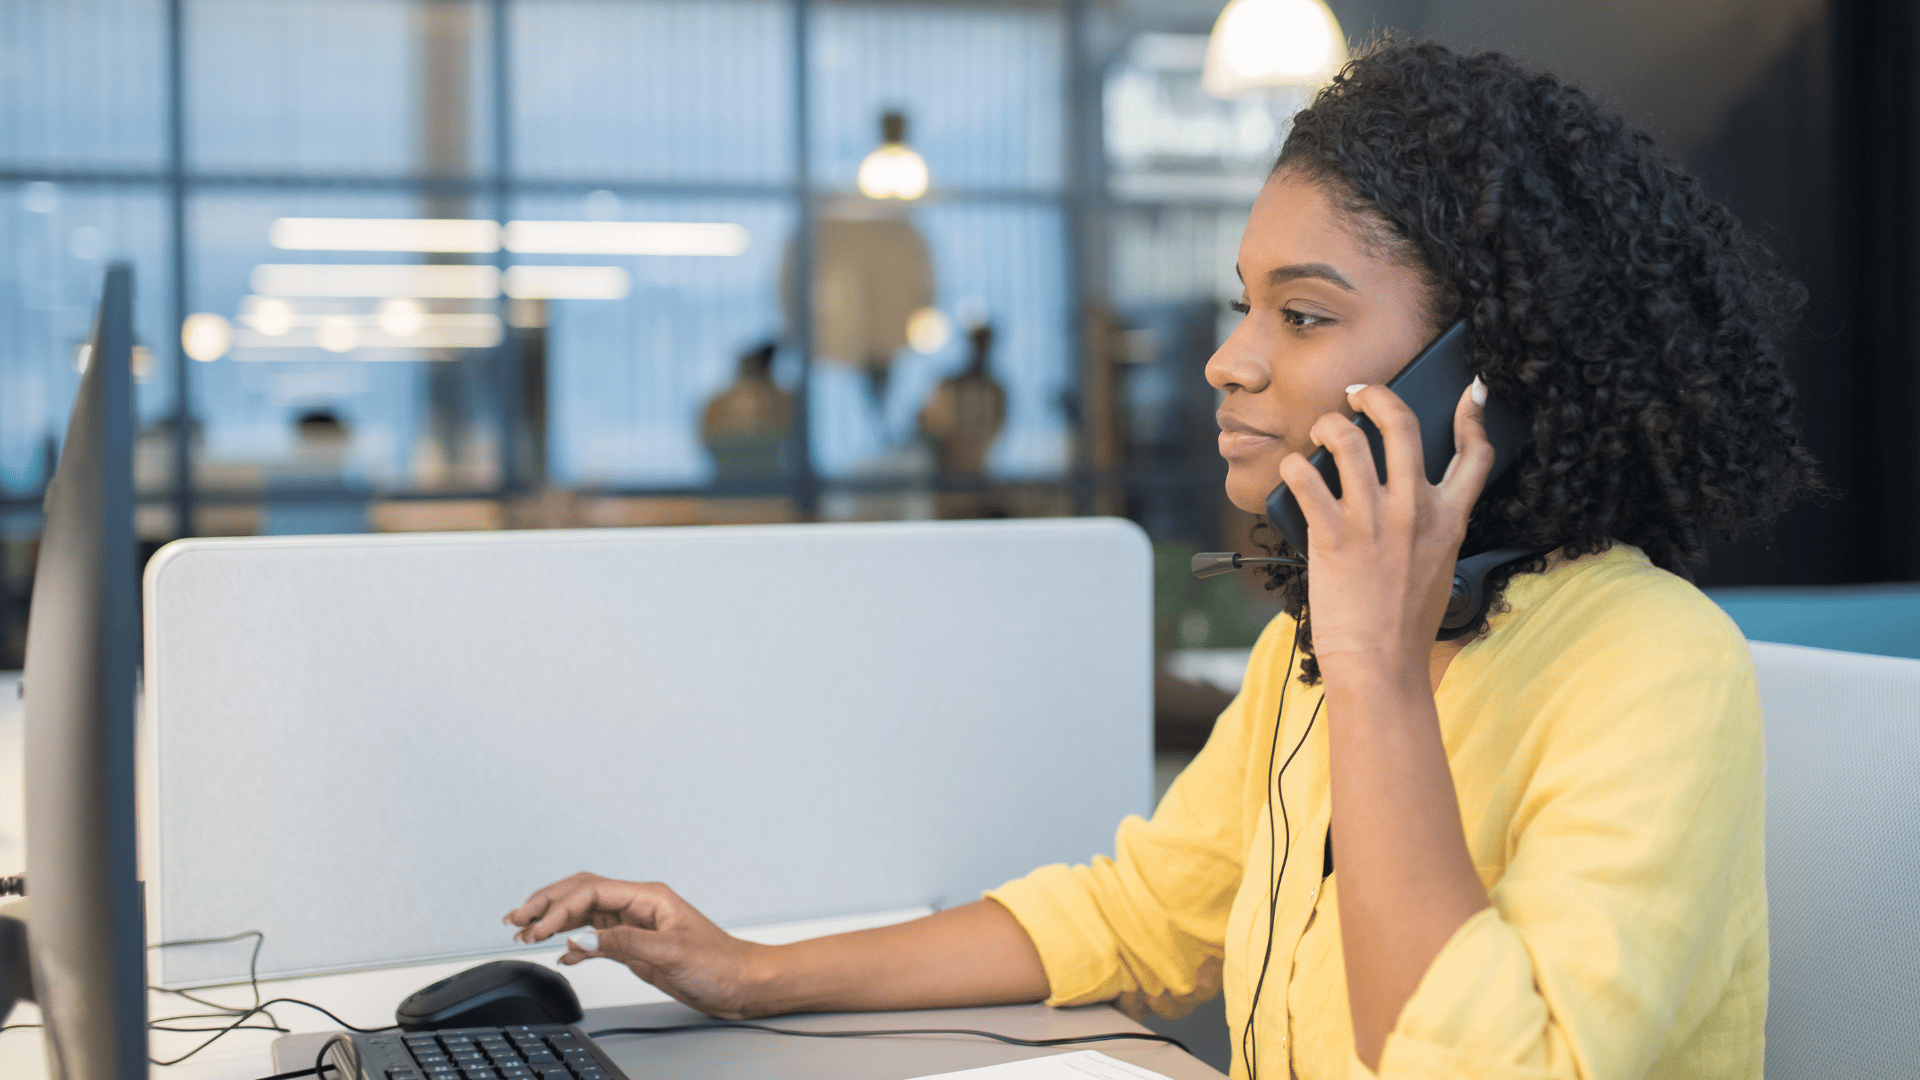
[984,620,1285,1020]
[1371,614,1768,1079]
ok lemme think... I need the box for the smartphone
[1265,320,1529,554]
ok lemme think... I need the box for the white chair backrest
[1750,641,1920,1078]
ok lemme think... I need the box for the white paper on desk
[909,1049,1174,1080]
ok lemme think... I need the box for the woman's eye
[1282,307,1329,329]
[1228,298,1251,315]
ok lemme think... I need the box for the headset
[1193,321,1553,639]
[1197,323,1562,1073]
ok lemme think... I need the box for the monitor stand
[0,900,29,1023]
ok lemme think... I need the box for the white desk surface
[272,1002,1225,1080]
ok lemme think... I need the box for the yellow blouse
[987,544,1767,1079]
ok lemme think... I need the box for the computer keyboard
[334,1024,631,1080]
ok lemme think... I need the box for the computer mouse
[396,960,584,1031]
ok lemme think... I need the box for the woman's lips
[1218,428,1280,459]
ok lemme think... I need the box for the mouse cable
[589,1022,1191,1057]
[238,1030,353,1080]
[150,930,278,1029]
[144,930,396,1067]
[148,997,396,1067]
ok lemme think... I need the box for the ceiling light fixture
[857,111,930,201]
[1201,0,1346,99]
[267,218,751,256]
[180,312,232,362]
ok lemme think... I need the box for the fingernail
[1344,383,1367,395]
[569,929,600,953]
[1470,376,1487,406]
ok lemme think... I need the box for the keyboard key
[388,1070,420,1080]
[521,1053,559,1066]
[460,1069,499,1080]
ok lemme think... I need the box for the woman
[505,42,1817,1079]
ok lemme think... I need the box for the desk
[271,1002,1226,1080]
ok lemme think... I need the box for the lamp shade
[1201,0,1347,99]
[857,110,930,200]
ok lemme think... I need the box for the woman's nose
[1205,321,1270,394]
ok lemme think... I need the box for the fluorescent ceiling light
[250,264,501,298]
[267,217,751,256]
[503,265,631,300]
[504,221,750,256]
[270,217,500,252]
[231,312,505,353]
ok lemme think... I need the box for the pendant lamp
[1201,0,1347,99]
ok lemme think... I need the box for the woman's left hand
[1276,378,1497,681]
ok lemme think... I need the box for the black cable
[1238,632,1325,1080]
[234,1030,350,1080]
[1239,633,1296,1079]
[1,929,383,1068]
[147,998,396,1067]
[590,1022,1190,1056]
[146,929,294,1062]
[150,930,269,1016]
[152,1022,290,1034]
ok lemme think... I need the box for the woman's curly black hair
[1258,40,1823,682]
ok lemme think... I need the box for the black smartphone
[1265,320,1528,554]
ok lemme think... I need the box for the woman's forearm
[1325,668,1490,1070]
[753,898,1051,1014]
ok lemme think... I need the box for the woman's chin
[1223,469,1275,516]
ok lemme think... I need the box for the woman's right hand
[503,872,776,1019]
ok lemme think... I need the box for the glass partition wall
[1,0,1285,670]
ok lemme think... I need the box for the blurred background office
[1,0,1916,745]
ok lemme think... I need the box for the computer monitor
[15,263,148,1079]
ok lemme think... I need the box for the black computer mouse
[396,960,584,1030]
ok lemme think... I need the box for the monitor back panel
[142,518,1153,985]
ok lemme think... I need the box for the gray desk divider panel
[143,518,1153,987]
